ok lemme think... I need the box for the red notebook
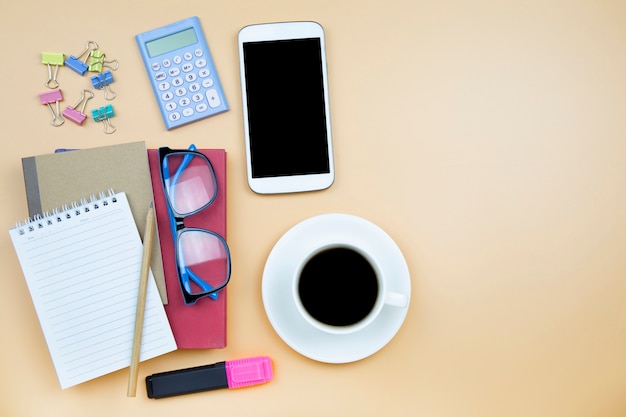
[147,149,227,349]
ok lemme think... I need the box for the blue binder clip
[91,104,116,134]
[65,41,99,76]
[90,70,117,100]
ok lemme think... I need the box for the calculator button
[151,62,161,71]
[182,63,194,73]
[162,92,174,101]
[155,72,167,81]
[165,102,177,111]
[185,73,197,83]
[194,48,204,57]
[182,108,194,117]
[168,68,181,77]
[172,77,184,87]
[195,58,207,68]
[196,103,208,112]
[169,112,181,122]
[199,68,211,78]
[158,81,170,91]
[175,87,187,97]
[179,97,191,107]
[184,52,193,61]
[189,83,200,92]
[202,78,214,88]
[206,89,221,108]
[173,56,182,64]
[192,93,203,102]
[162,59,172,68]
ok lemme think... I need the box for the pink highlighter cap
[225,356,273,389]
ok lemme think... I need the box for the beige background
[1,0,626,416]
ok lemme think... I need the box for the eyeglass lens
[178,229,229,294]
[163,152,216,215]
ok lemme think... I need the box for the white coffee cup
[292,242,409,335]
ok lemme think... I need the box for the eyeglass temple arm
[162,144,197,208]
[169,144,197,196]
[180,265,219,301]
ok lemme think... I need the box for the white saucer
[262,213,411,363]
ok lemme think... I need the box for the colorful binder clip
[65,41,99,76]
[39,89,65,127]
[90,70,117,100]
[88,49,119,73]
[62,89,94,125]
[92,104,116,134]
[41,52,64,89]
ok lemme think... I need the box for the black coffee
[298,247,379,327]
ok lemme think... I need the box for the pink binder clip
[39,89,65,127]
[62,89,94,125]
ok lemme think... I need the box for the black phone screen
[242,38,330,178]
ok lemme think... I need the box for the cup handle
[384,291,409,308]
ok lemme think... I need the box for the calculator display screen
[242,38,330,178]
[146,28,198,57]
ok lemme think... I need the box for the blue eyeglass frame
[158,145,231,305]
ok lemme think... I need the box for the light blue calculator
[136,16,228,130]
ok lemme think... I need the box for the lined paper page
[9,192,176,389]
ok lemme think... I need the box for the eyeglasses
[159,145,231,305]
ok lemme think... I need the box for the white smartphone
[238,21,335,194]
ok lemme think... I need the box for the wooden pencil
[127,203,156,397]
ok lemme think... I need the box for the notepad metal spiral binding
[15,188,118,234]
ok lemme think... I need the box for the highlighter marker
[146,356,273,399]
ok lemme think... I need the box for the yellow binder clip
[41,52,65,89]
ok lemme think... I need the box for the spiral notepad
[8,191,176,389]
